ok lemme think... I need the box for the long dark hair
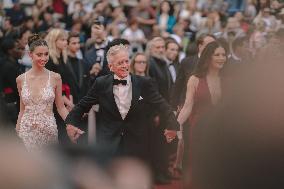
[194,41,228,78]
[159,0,174,16]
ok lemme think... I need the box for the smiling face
[30,46,49,68]
[166,42,179,61]
[133,54,148,74]
[108,50,130,79]
[210,47,226,70]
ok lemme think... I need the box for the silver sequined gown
[18,71,58,151]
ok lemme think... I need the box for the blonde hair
[106,44,129,63]
[45,29,68,64]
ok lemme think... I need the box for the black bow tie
[113,79,127,86]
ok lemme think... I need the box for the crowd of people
[1,0,284,188]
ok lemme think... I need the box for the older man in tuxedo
[65,44,178,160]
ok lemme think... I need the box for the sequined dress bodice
[18,71,58,151]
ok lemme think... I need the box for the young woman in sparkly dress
[15,34,83,151]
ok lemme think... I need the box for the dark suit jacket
[170,55,199,110]
[66,56,90,104]
[83,45,110,76]
[149,57,173,103]
[65,74,179,159]
[0,56,24,103]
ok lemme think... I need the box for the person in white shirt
[65,44,179,163]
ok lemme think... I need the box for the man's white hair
[145,37,165,58]
[106,44,129,63]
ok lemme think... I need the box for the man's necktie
[113,79,127,86]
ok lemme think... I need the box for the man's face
[166,42,179,61]
[151,40,165,59]
[199,36,215,54]
[91,24,105,44]
[11,42,24,59]
[108,50,130,79]
[68,37,80,54]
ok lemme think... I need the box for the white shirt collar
[165,58,173,66]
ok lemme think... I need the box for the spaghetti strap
[47,71,50,86]
[23,72,27,86]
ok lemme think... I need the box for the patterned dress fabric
[18,71,58,151]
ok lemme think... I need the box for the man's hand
[66,124,85,143]
[164,129,177,143]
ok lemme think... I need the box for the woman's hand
[64,95,74,112]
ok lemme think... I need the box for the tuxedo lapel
[105,75,121,119]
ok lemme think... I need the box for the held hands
[164,129,177,143]
[66,124,85,143]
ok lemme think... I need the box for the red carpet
[155,180,183,189]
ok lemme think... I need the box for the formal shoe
[155,174,171,185]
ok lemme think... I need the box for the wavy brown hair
[194,41,228,78]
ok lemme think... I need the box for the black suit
[0,56,24,123]
[66,56,90,104]
[149,57,173,103]
[65,74,179,160]
[171,55,199,110]
[83,44,110,76]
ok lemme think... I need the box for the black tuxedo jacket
[66,56,90,104]
[171,55,199,110]
[149,57,173,102]
[65,74,179,159]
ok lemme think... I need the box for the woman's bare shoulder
[188,75,199,86]
[49,71,61,80]
[16,73,26,84]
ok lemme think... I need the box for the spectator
[45,28,74,144]
[5,2,26,26]
[84,18,109,75]
[130,0,156,39]
[122,19,146,56]
[157,1,176,36]
[130,52,149,76]
[67,31,89,104]
[0,37,24,124]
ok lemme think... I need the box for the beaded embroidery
[18,71,58,151]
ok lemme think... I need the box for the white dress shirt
[166,59,177,83]
[113,75,132,120]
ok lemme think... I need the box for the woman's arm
[54,73,69,121]
[177,76,198,126]
[15,76,25,133]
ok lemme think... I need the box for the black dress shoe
[155,174,171,185]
